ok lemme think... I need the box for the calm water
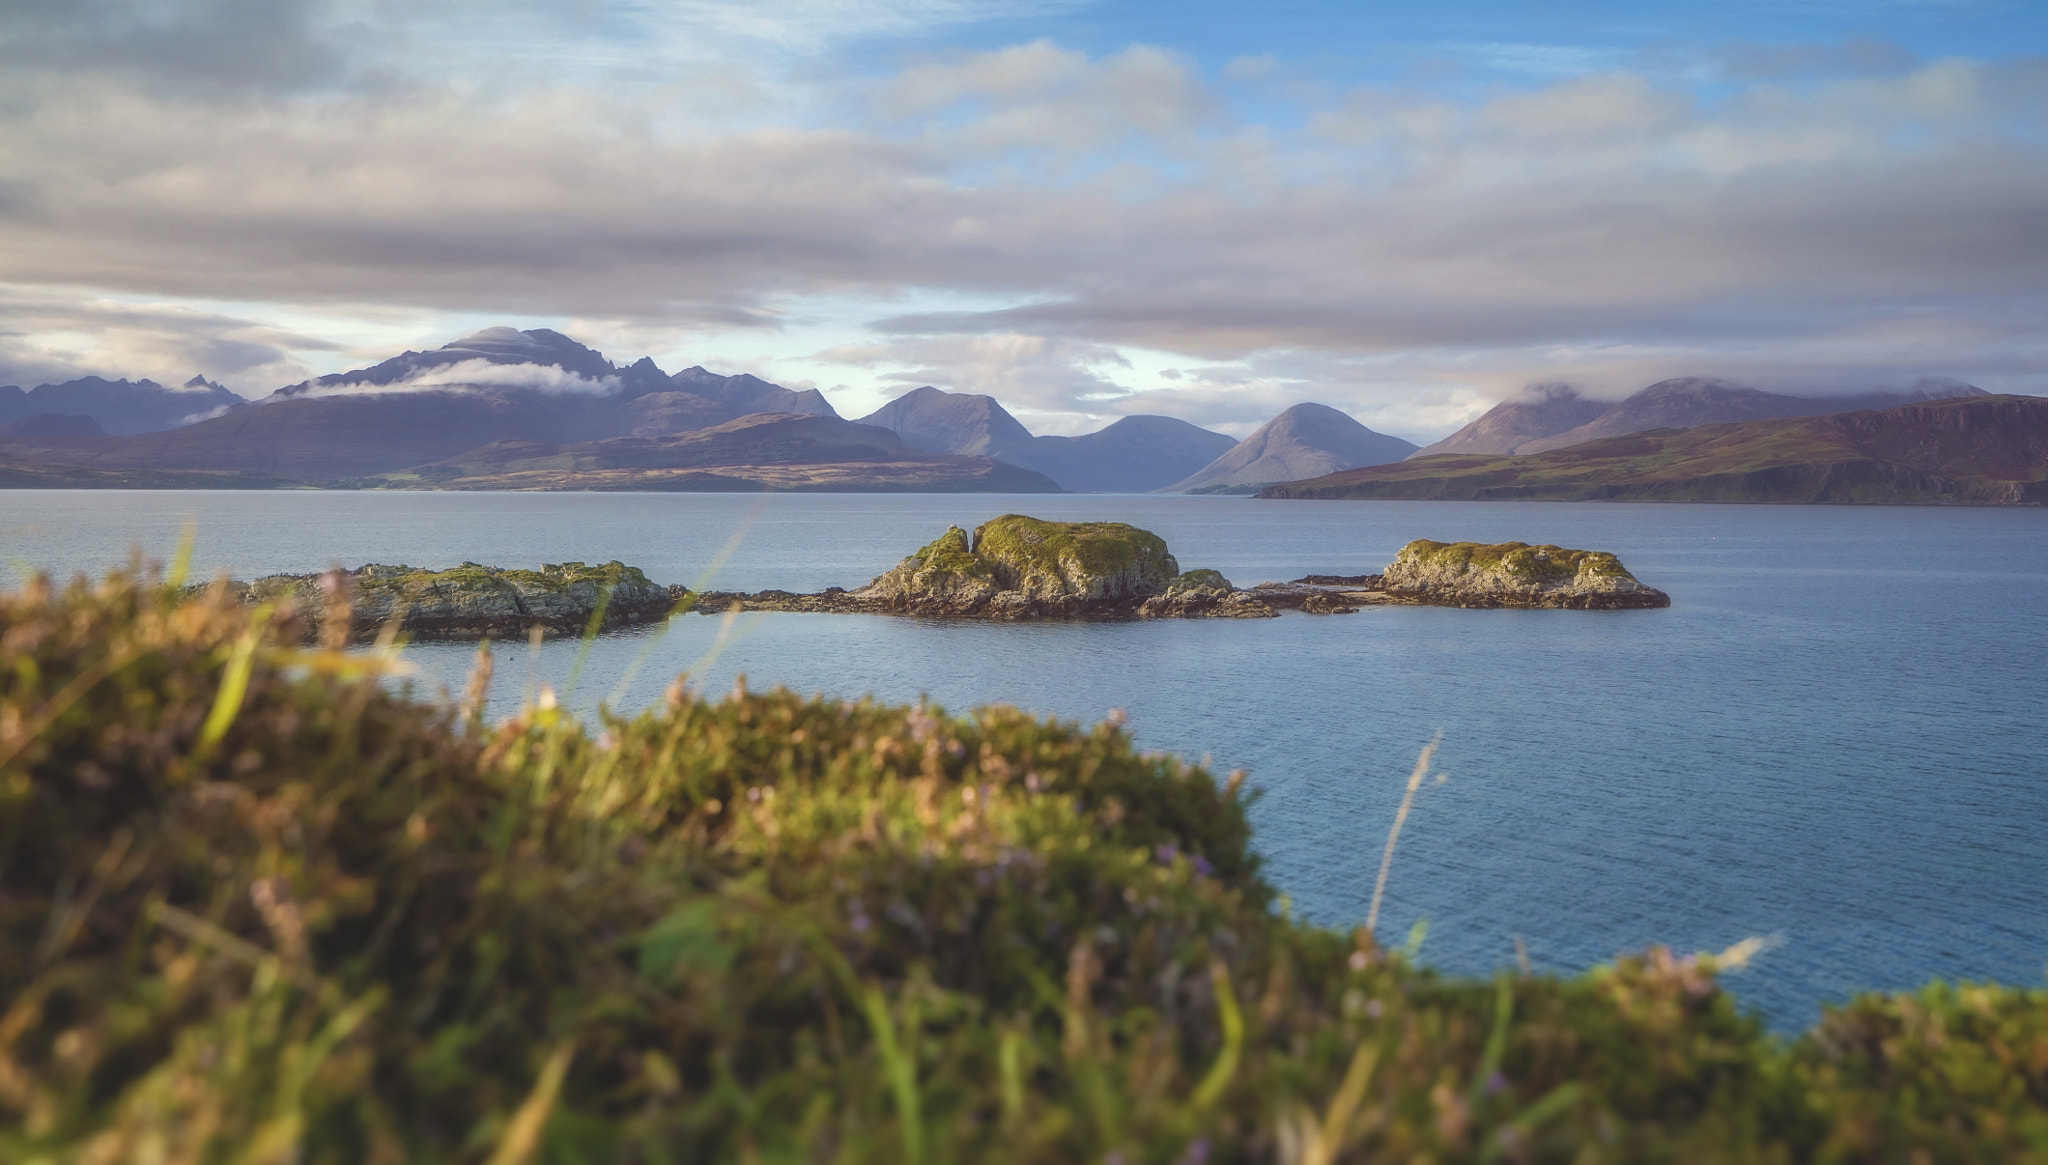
[6,490,2047,1028]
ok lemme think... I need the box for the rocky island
[696,521,1670,618]
[693,518,1668,618]
[695,515,1281,619]
[223,560,676,641]
[1376,539,1671,609]
[211,531,1664,641]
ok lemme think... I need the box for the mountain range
[0,327,1420,493]
[1416,377,1991,458]
[0,375,245,435]
[1168,403,1419,492]
[0,325,2029,501]
[853,386,1241,491]
[1259,395,2048,505]
[0,329,1051,490]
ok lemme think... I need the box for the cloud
[1,15,2045,437]
[0,0,348,97]
[815,331,1131,429]
[884,41,1214,156]
[0,284,337,392]
[295,357,620,398]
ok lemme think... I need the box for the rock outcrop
[1378,541,1670,609]
[1137,569,1280,619]
[697,516,1299,620]
[227,560,676,641]
[689,522,1670,619]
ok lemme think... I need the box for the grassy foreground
[4,570,2047,1163]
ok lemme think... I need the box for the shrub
[2,568,2044,1162]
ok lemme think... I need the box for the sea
[5,489,2046,1029]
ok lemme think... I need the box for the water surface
[7,489,2045,1027]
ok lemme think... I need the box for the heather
[2,567,2045,1162]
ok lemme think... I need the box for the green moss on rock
[970,514,1177,587]
[1165,568,1233,594]
[235,560,672,640]
[860,515,1181,616]
[1396,539,1635,583]
[1384,539,1668,609]
[907,526,991,578]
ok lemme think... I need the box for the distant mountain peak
[1168,401,1418,492]
[183,374,229,393]
[857,386,1034,458]
[671,366,839,419]
[1418,374,1998,459]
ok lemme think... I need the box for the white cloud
[0,12,2043,437]
[294,357,620,398]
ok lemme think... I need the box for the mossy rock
[862,516,1181,615]
[1394,540,1635,583]
[1165,568,1233,595]
[906,525,992,579]
[1384,539,1667,609]
[233,560,672,640]
[969,514,1179,596]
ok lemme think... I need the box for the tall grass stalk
[1365,732,1442,939]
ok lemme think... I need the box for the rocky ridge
[223,561,676,641]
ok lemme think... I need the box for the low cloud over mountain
[0,4,2042,435]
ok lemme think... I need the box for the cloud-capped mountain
[1166,403,1419,492]
[273,327,640,396]
[0,327,959,486]
[856,385,1235,492]
[1411,384,1610,459]
[1416,378,1992,459]
[0,375,245,435]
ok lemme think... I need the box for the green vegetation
[230,560,672,641]
[1396,541,1634,583]
[905,525,992,579]
[5,568,2048,1162]
[1166,568,1234,594]
[971,515,1178,587]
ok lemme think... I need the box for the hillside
[856,385,1042,462]
[1031,415,1239,492]
[856,386,1235,491]
[0,389,631,478]
[1168,402,1418,492]
[1418,377,1990,458]
[672,365,838,417]
[0,374,245,434]
[0,328,857,481]
[379,412,1062,492]
[1411,383,1609,457]
[1258,394,2048,504]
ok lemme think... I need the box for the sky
[1,1,2044,441]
